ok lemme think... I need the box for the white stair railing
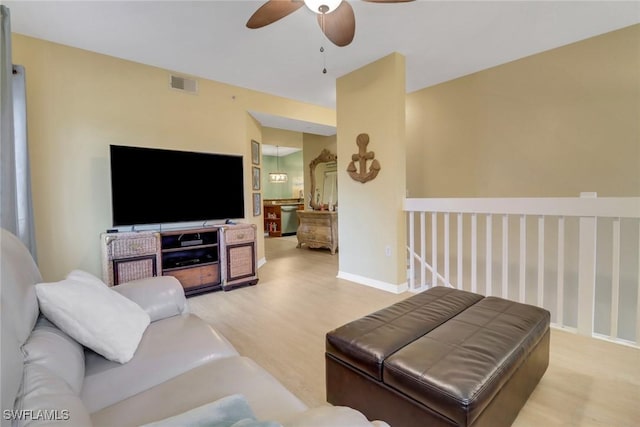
[404,194,640,347]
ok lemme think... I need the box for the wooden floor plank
[189,236,640,426]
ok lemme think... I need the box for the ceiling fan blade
[362,0,415,3]
[317,1,355,47]
[246,0,305,29]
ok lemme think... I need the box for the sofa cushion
[326,287,484,380]
[383,296,550,426]
[90,356,308,427]
[1,229,42,415]
[139,394,279,427]
[281,406,390,427]
[112,276,188,322]
[14,363,92,427]
[34,276,150,363]
[82,313,239,413]
[22,316,85,395]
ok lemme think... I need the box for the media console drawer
[224,226,256,244]
[164,264,220,290]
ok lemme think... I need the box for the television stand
[100,224,258,297]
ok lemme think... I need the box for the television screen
[110,145,245,226]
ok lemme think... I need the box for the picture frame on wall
[252,166,261,190]
[253,193,261,216]
[251,140,260,165]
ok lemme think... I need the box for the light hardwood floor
[189,236,640,427]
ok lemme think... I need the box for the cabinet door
[226,243,256,281]
[112,255,157,286]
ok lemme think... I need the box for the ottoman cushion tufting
[326,287,483,380]
[383,297,550,425]
[326,287,551,427]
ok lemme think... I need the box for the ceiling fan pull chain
[320,12,328,74]
[321,46,327,74]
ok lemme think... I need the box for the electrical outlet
[385,245,392,257]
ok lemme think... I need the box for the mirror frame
[309,149,337,210]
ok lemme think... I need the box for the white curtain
[1,5,36,259]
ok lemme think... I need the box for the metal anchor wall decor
[347,133,380,183]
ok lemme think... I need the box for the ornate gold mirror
[309,149,337,210]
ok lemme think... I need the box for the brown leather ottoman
[326,287,550,427]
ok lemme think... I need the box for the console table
[296,210,338,255]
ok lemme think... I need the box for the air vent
[169,74,198,93]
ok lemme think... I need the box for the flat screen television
[109,145,245,226]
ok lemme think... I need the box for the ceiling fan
[246,0,415,47]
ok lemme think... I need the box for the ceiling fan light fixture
[304,0,342,14]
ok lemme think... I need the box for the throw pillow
[66,269,108,288]
[35,276,150,363]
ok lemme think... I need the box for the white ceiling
[261,144,302,156]
[6,1,640,133]
[249,110,337,136]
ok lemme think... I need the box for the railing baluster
[409,211,415,290]
[420,212,426,288]
[519,215,527,303]
[444,213,450,286]
[502,214,509,299]
[611,218,620,339]
[471,213,477,293]
[557,217,565,326]
[432,212,438,287]
[538,216,545,308]
[457,213,463,290]
[486,214,493,296]
[577,213,597,337]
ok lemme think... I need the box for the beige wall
[407,24,640,198]
[246,115,265,264]
[12,35,335,281]
[336,53,407,291]
[261,127,303,149]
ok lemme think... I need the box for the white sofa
[1,228,386,427]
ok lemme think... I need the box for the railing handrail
[404,197,640,218]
